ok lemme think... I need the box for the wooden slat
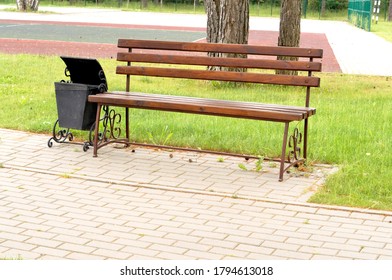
[117,52,322,72]
[117,39,323,58]
[88,93,314,122]
[110,91,315,112]
[116,66,321,87]
[107,91,316,117]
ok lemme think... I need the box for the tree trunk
[16,0,39,11]
[205,0,249,71]
[388,0,392,21]
[141,0,148,9]
[205,0,221,45]
[218,0,249,45]
[320,0,326,17]
[16,0,26,11]
[278,0,302,75]
[28,0,39,11]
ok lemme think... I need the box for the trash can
[54,56,108,131]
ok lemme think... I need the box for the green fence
[348,0,372,31]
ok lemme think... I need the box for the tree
[389,0,392,21]
[16,0,39,11]
[204,0,249,71]
[278,0,302,75]
[141,0,148,9]
[205,0,249,45]
[320,0,326,17]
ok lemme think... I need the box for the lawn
[0,54,391,210]
[372,20,392,42]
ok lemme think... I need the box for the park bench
[88,39,323,181]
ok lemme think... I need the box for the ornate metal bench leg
[303,118,309,160]
[279,122,290,181]
[126,107,130,143]
[288,127,303,163]
[47,119,73,148]
[89,104,127,157]
[93,104,102,157]
[279,123,307,180]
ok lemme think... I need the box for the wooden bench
[88,39,323,181]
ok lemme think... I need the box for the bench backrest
[116,39,323,107]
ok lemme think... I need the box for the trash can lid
[60,56,108,89]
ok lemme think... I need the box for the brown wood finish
[117,39,323,58]
[88,39,323,181]
[89,92,316,122]
[116,66,320,87]
[116,53,322,72]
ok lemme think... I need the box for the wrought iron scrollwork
[47,119,73,147]
[47,119,101,152]
[288,127,302,162]
[102,106,122,140]
[85,119,105,151]
[64,67,71,78]
[86,106,122,149]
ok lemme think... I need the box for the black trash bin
[48,56,108,149]
[54,56,108,130]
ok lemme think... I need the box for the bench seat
[87,39,323,181]
[89,92,316,122]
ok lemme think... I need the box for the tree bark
[205,0,249,71]
[141,0,148,9]
[218,0,249,45]
[29,0,39,11]
[278,0,302,75]
[205,0,221,45]
[16,0,26,11]
[388,0,392,21]
[320,0,326,17]
[16,0,39,11]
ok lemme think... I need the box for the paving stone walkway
[0,128,391,260]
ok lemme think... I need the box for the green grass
[0,255,23,260]
[1,7,55,13]
[372,20,392,42]
[1,54,392,210]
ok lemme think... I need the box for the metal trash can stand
[48,56,108,149]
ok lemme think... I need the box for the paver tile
[346,239,387,249]
[120,247,159,258]
[185,250,222,259]
[262,240,300,252]
[65,252,105,260]
[156,252,194,260]
[31,246,69,258]
[1,128,392,260]
[299,246,338,256]
[337,250,379,260]
[0,232,30,242]
[58,243,96,254]
[92,249,131,259]
[273,249,313,260]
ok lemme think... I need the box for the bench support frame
[88,39,322,181]
[92,107,308,181]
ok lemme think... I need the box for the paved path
[1,5,392,75]
[1,6,392,260]
[1,128,391,260]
